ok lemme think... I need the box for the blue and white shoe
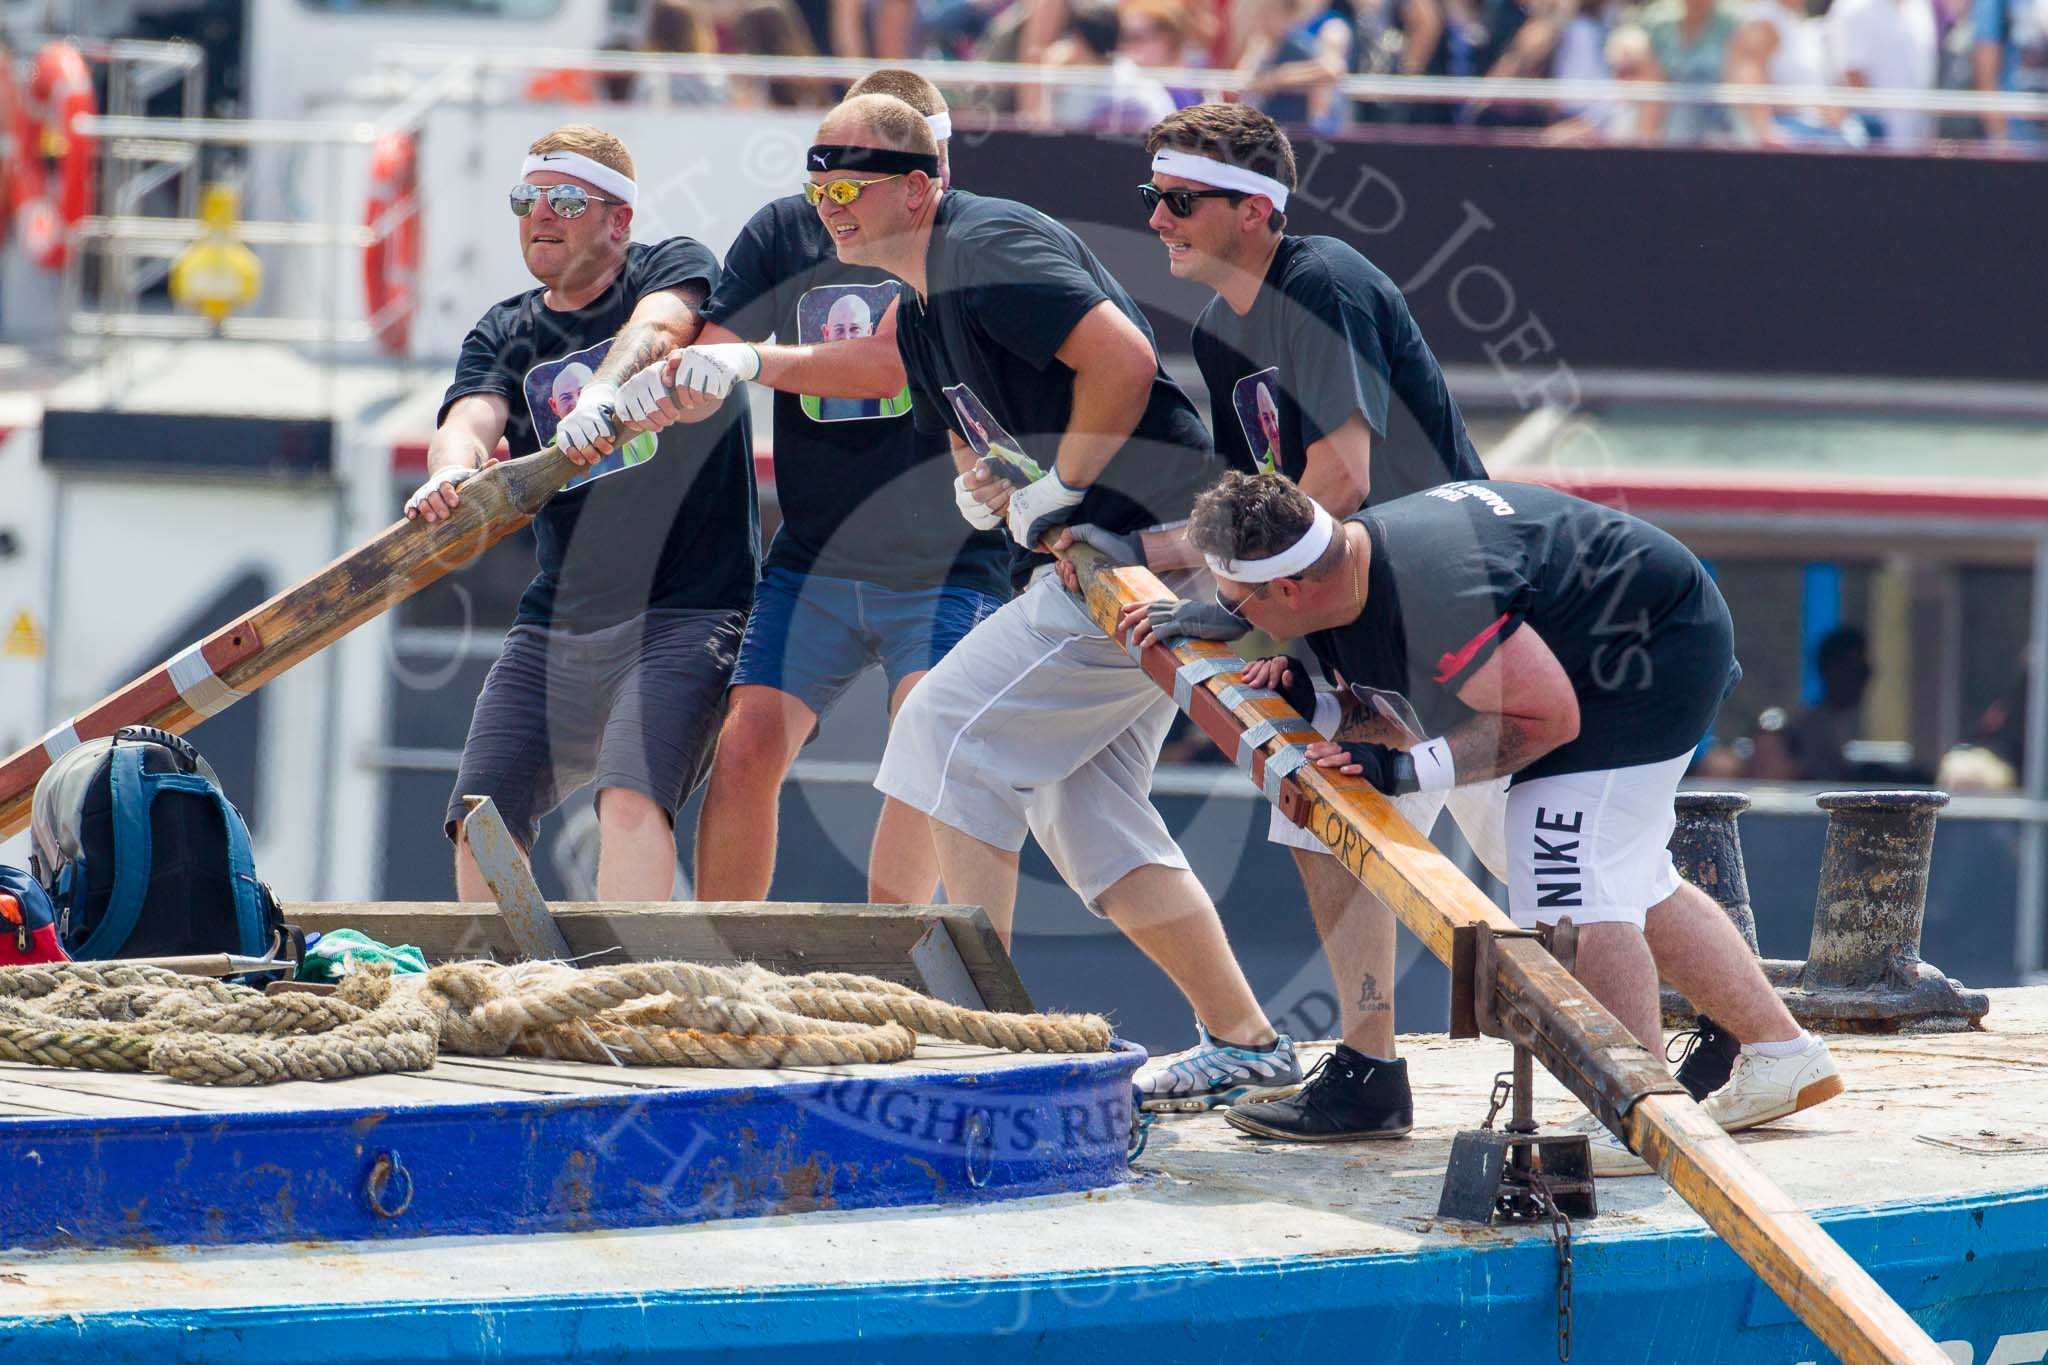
[1135,1027,1302,1113]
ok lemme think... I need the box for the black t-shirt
[1306,480,1739,781]
[895,190,1221,585]
[1194,235,1484,502]
[701,194,1008,597]
[441,237,758,631]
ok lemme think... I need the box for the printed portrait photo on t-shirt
[796,282,914,423]
[524,339,659,490]
[942,382,1044,485]
[1232,368,1284,476]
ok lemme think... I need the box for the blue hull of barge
[6,1183,2043,1364]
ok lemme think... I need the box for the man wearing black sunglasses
[608,72,1009,911]
[404,123,756,906]
[1122,102,1509,1146]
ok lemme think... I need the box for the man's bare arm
[710,295,909,400]
[1050,299,1159,489]
[1300,413,1372,517]
[1439,624,1581,782]
[593,281,708,390]
[405,392,510,522]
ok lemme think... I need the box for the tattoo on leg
[1357,972,1388,1013]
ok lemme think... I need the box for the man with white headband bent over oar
[404,123,756,902]
[1169,472,1843,1175]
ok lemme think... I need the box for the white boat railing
[366,43,2048,126]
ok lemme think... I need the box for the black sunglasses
[510,182,626,219]
[1140,182,1246,218]
[1214,581,1272,621]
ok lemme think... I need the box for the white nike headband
[1206,503,1334,582]
[927,111,952,141]
[1150,148,1290,212]
[520,150,638,207]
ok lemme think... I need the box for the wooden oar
[0,446,580,841]
[1058,541,1948,1365]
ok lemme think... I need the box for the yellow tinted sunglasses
[803,173,905,207]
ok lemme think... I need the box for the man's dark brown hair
[1145,103,1296,232]
[1188,471,1340,574]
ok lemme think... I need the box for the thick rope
[0,956,1111,1085]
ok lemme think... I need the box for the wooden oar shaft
[1062,542,1946,1365]
[0,447,579,840]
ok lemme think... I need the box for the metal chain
[1530,1172,1575,1362]
[1481,1069,1513,1131]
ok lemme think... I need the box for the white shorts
[875,572,1195,911]
[1269,777,1511,885]
[1504,750,1691,929]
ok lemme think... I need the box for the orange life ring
[363,129,419,356]
[13,42,94,271]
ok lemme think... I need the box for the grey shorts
[874,571,1200,911]
[445,607,745,848]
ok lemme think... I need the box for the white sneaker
[1700,1036,1843,1133]
[1557,1113,1653,1178]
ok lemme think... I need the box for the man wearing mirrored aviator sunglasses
[405,122,756,910]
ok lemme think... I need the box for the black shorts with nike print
[1306,479,1739,783]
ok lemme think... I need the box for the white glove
[614,362,675,426]
[404,465,477,519]
[1005,469,1087,549]
[954,471,1002,530]
[554,380,619,456]
[669,343,760,400]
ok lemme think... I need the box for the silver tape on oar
[1236,718,1325,776]
[41,722,82,761]
[1263,743,1313,803]
[1172,656,1237,710]
[1234,717,1281,775]
[167,644,247,718]
[1217,684,1281,712]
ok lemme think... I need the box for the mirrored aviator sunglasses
[509,181,623,219]
[802,173,905,207]
[1139,182,1244,218]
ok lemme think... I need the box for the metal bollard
[1662,792,1766,1026]
[1669,792,1760,953]
[1781,791,1989,1032]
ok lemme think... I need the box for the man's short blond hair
[818,93,938,156]
[528,124,636,181]
[845,68,947,118]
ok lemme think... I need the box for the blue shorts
[732,564,1004,722]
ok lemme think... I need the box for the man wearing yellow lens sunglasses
[803,173,905,206]
[785,93,1301,1110]
[611,71,1009,911]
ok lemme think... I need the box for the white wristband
[1310,692,1341,739]
[1412,736,1456,792]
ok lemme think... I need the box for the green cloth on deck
[297,928,427,983]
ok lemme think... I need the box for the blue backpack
[28,727,289,961]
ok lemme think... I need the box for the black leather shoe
[1670,1014,1740,1101]
[1224,1047,1412,1142]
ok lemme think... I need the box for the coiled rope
[0,958,1113,1086]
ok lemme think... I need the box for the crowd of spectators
[594,0,2043,147]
